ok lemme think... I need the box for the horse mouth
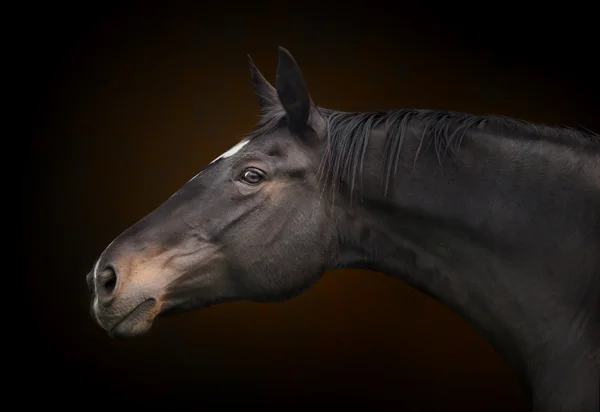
[109,299,157,339]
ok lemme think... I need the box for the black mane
[250,107,600,197]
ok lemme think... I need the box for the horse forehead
[210,139,251,164]
[185,138,254,185]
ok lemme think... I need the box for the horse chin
[108,299,158,339]
[158,304,191,317]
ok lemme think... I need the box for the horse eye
[240,168,265,185]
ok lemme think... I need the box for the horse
[86,47,599,412]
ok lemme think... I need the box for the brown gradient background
[22,3,598,411]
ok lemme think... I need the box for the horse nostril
[96,266,119,304]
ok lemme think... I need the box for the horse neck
[328,121,600,411]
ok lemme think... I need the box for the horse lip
[109,298,157,333]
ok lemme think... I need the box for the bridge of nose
[86,269,95,293]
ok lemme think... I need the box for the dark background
[22,2,598,410]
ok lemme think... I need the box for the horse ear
[247,54,278,112]
[275,47,326,139]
